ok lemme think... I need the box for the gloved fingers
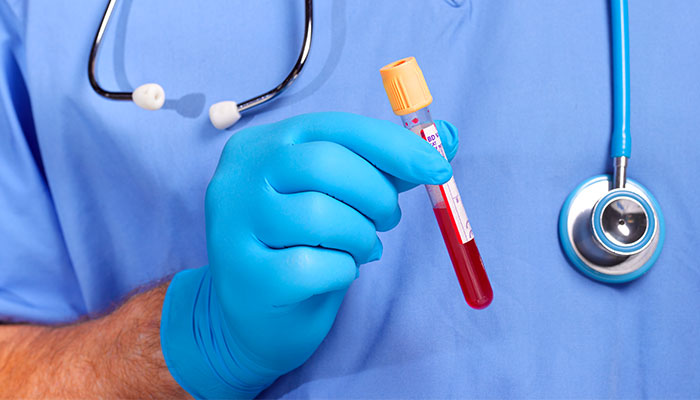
[277,112,452,189]
[284,289,347,342]
[255,191,382,265]
[389,119,460,193]
[232,288,349,374]
[436,120,459,162]
[261,246,358,305]
[369,239,383,264]
[267,141,401,232]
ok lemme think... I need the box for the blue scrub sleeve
[0,4,84,323]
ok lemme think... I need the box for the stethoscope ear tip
[132,83,165,111]
[209,101,241,130]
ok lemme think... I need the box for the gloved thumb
[390,119,460,193]
[435,120,459,162]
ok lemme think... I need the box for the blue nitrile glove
[161,112,459,399]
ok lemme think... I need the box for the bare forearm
[0,284,189,399]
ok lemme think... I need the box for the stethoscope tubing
[611,0,631,159]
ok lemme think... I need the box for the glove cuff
[160,267,276,399]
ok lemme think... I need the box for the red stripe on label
[439,184,462,242]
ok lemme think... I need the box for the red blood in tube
[433,205,493,309]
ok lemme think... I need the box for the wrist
[160,267,278,399]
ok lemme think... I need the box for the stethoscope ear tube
[88,0,314,125]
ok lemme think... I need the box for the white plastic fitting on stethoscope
[130,84,242,129]
[131,83,165,111]
[209,101,242,130]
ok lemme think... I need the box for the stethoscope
[559,0,665,283]
[88,0,664,282]
[88,0,313,130]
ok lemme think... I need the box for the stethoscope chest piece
[559,175,665,283]
[560,0,665,283]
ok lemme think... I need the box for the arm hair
[0,284,189,399]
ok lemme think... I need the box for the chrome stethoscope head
[559,175,664,283]
[559,0,664,283]
[593,186,655,258]
[88,0,313,130]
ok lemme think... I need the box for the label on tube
[421,125,474,244]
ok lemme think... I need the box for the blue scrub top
[2,0,699,398]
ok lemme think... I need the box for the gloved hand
[161,112,459,399]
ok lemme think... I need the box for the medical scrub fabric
[1,0,699,397]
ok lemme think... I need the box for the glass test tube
[402,108,492,309]
[381,57,493,309]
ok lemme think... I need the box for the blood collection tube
[380,57,493,309]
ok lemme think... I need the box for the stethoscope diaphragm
[559,175,664,283]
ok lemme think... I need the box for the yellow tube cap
[380,57,433,116]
